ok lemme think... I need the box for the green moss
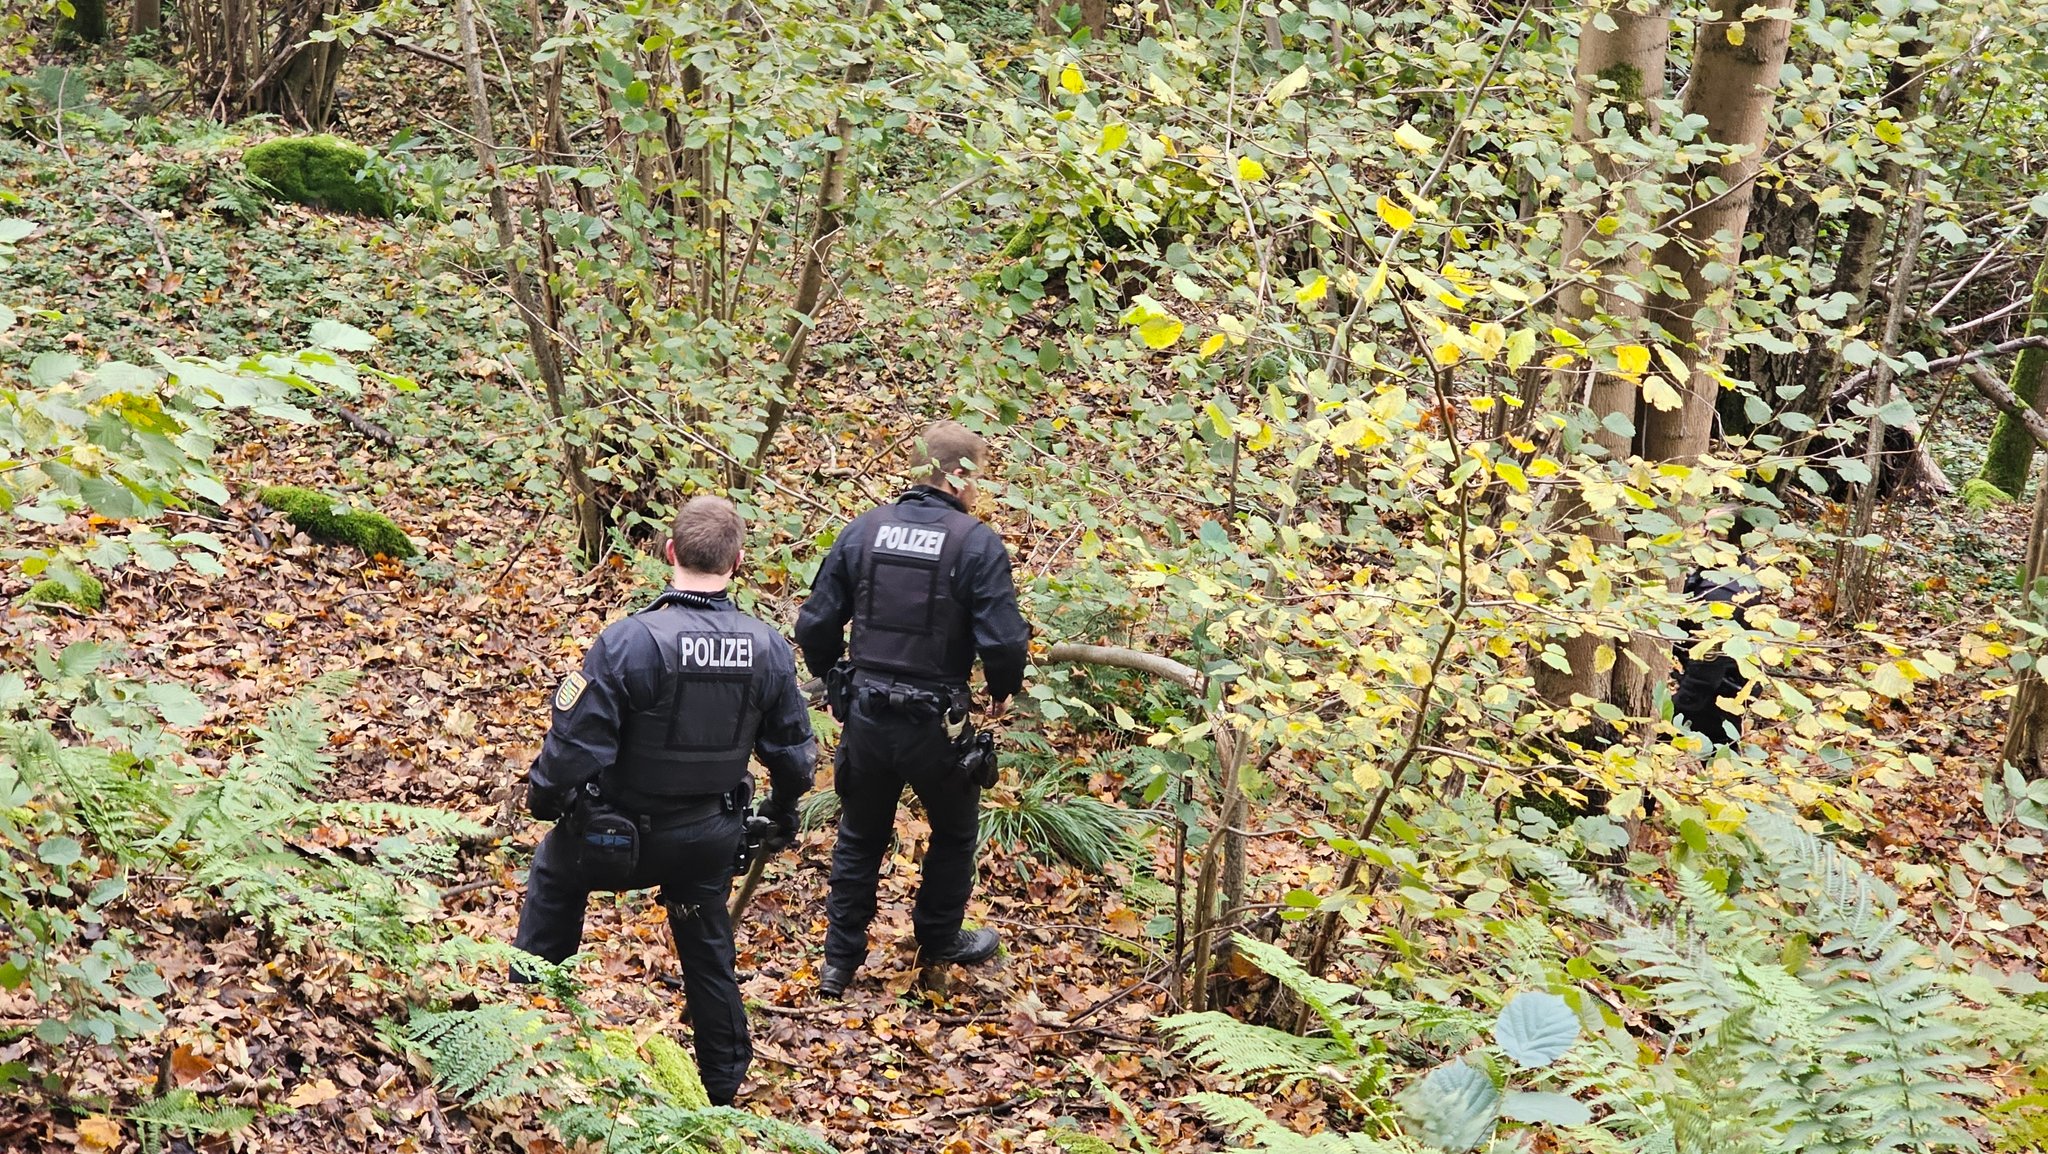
[640,1035,711,1109]
[242,136,395,218]
[1977,262,2048,497]
[259,485,417,559]
[1962,477,2016,511]
[1597,62,1649,136]
[24,573,105,612]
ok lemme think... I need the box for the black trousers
[1673,652,1746,747]
[511,808,750,1103]
[823,693,981,971]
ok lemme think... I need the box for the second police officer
[511,495,816,1106]
[795,421,1032,998]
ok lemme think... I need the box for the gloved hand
[758,794,802,855]
[529,784,568,822]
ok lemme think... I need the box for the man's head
[666,495,744,583]
[910,420,988,507]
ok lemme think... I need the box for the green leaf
[309,320,377,352]
[0,218,35,243]
[1494,991,1579,1067]
[1399,1060,1499,1151]
[38,836,83,867]
[30,351,81,388]
[1501,1090,1591,1126]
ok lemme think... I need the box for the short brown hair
[669,495,744,574]
[910,420,987,485]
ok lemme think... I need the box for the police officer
[1672,508,1761,748]
[512,495,815,1105]
[794,421,1031,998]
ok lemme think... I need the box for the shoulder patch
[554,671,589,712]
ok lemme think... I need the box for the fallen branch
[370,27,464,69]
[1042,642,1202,691]
[333,403,398,448]
[1962,359,2048,456]
[1833,334,2048,402]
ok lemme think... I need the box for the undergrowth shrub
[394,996,836,1153]
[22,570,103,611]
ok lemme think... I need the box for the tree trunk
[2006,461,2048,775]
[1734,178,1817,437]
[1778,52,1925,440]
[64,0,109,42]
[1638,10,1794,464]
[1036,0,1107,37]
[1531,1,1669,723]
[453,0,605,565]
[1837,172,1930,619]
[128,0,161,43]
[1975,257,2048,499]
[747,0,885,480]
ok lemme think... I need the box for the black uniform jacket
[793,486,1032,698]
[529,589,816,815]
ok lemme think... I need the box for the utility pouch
[824,661,856,721]
[572,785,640,888]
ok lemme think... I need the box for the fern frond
[1183,1093,1409,1152]
[402,1005,568,1104]
[1162,1011,1350,1084]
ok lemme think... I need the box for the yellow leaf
[1725,21,1746,46]
[1059,64,1085,94]
[1145,71,1182,105]
[1295,274,1329,304]
[1655,344,1692,379]
[1615,344,1651,376]
[1874,119,1903,146]
[285,1078,342,1110]
[1375,195,1415,230]
[1138,317,1184,349]
[1361,261,1388,303]
[1204,401,1232,438]
[1199,332,1227,358]
[1393,122,1436,154]
[1266,64,1311,106]
[1431,342,1462,366]
[1594,644,1616,674]
[1642,374,1683,411]
[1528,458,1560,477]
[1098,123,1129,154]
[1495,460,1529,493]
[1505,328,1537,368]
[76,1117,122,1153]
[1543,353,1575,370]
[1236,156,1268,182]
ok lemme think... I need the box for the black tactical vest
[848,507,980,684]
[608,591,774,803]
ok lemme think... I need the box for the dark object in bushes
[258,485,416,558]
[242,136,395,218]
[23,573,105,612]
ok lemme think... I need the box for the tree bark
[2007,465,2048,775]
[1036,0,1107,37]
[128,0,161,42]
[1531,0,1669,722]
[1638,10,1794,464]
[1975,257,2048,499]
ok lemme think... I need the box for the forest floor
[4,61,2046,1154]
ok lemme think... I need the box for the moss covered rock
[259,485,417,559]
[242,136,396,218]
[1961,477,2015,511]
[23,573,105,612]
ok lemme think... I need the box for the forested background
[8,0,2048,1149]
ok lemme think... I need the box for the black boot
[921,927,999,965]
[819,963,856,998]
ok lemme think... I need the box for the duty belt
[637,786,748,830]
